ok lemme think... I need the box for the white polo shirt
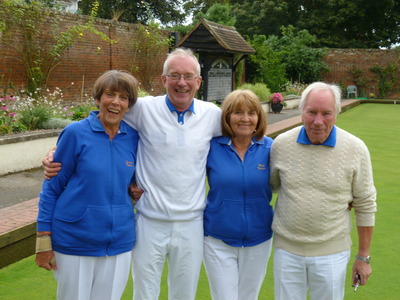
[124,95,221,221]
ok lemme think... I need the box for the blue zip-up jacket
[204,136,274,247]
[37,111,138,256]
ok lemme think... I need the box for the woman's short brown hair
[220,89,267,141]
[93,70,138,108]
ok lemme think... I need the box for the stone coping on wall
[0,129,61,145]
[0,130,61,176]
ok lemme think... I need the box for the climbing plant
[369,59,400,98]
[130,20,173,93]
[0,0,114,97]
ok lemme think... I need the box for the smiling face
[229,104,259,139]
[96,89,130,131]
[161,55,202,111]
[302,89,337,144]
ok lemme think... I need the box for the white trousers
[203,236,273,300]
[274,248,350,300]
[131,214,204,300]
[53,251,131,300]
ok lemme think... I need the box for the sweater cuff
[355,213,375,227]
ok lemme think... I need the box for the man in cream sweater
[270,82,377,300]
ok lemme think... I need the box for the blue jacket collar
[217,136,264,146]
[88,111,128,134]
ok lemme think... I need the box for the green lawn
[1,103,399,299]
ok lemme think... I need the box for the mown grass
[1,103,399,299]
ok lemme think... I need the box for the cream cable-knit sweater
[270,126,377,256]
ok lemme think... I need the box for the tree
[78,0,187,25]
[246,35,286,92]
[193,3,236,26]
[169,2,235,37]
[290,0,400,48]
[231,0,290,38]
[227,0,400,49]
[267,26,329,83]
[182,0,228,21]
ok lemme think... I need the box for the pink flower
[270,93,284,104]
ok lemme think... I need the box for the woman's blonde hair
[221,89,267,141]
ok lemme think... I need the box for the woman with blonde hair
[204,89,274,300]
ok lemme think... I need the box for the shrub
[42,118,74,129]
[19,106,51,130]
[247,34,287,92]
[238,83,272,102]
[70,105,96,121]
[266,26,329,83]
[0,122,12,135]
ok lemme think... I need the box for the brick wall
[1,8,399,101]
[0,10,168,101]
[322,49,400,98]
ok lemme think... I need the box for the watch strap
[356,255,371,263]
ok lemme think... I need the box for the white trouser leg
[308,249,350,300]
[132,214,168,300]
[167,218,203,300]
[274,248,350,300]
[91,251,132,300]
[204,236,240,300]
[274,248,309,300]
[54,251,131,300]
[237,239,272,300]
[132,214,203,300]
[204,236,272,300]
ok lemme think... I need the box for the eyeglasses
[165,73,198,81]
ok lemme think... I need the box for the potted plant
[270,92,286,113]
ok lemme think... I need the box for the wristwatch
[356,255,371,263]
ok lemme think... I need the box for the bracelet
[37,233,51,237]
[35,235,52,253]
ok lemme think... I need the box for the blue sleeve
[37,123,81,231]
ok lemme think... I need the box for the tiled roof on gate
[175,18,255,54]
